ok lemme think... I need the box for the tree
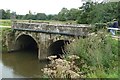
[66,8,80,20]
[5,10,11,19]
[77,2,95,24]
[57,8,68,21]
[36,13,47,20]
[52,14,58,20]
[47,14,54,20]
[1,1,119,24]
[11,11,16,19]
[77,1,119,24]
[0,9,6,19]
[16,15,24,19]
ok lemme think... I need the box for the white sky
[0,0,103,15]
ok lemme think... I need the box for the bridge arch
[15,33,38,44]
[48,39,70,58]
[15,34,39,53]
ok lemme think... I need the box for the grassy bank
[66,31,118,78]
[41,30,118,78]
[0,20,12,26]
[0,27,11,52]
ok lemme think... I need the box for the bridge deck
[12,22,91,36]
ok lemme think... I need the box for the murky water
[1,51,48,78]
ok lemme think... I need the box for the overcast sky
[1,0,104,15]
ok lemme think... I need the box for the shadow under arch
[15,34,38,54]
[48,40,70,58]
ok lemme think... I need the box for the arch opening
[48,40,70,58]
[15,34,38,53]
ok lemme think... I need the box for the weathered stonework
[5,22,91,60]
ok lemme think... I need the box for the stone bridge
[6,22,91,60]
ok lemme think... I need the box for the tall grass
[66,30,118,78]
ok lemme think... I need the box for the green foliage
[35,13,47,20]
[77,2,95,24]
[66,8,80,21]
[0,2,119,24]
[92,23,107,32]
[47,14,55,20]
[87,68,118,78]
[118,2,120,26]
[77,2,119,24]
[0,27,11,52]
[66,31,118,78]
[0,9,16,19]
[0,9,11,19]
[57,8,68,21]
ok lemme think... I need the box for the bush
[0,28,12,52]
[66,31,118,78]
[92,23,107,32]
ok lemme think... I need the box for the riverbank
[0,27,11,52]
[42,31,119,78]
[66,31,119,78]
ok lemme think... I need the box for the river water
[1,51,48,78]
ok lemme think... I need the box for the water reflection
[2,51,48,78]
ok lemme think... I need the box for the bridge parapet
[12,22,91,36]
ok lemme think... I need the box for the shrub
[0,28,12,52]
[92,23,107,32]
[66,31,118,78]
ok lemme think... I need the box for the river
[1,51,48,78]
